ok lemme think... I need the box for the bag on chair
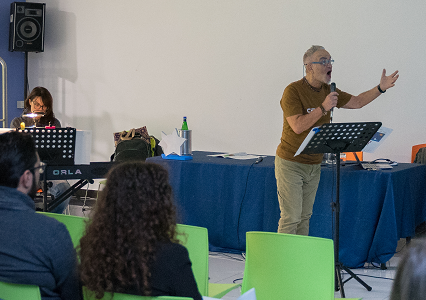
[111,127,163,162]
[414,147,426,164]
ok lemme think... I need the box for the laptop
[353,153,394,170]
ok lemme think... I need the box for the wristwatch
[320,104,327,116]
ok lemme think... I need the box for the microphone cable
[236,159,261,249]
[330,82,336,123]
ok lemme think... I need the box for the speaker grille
[9,2,46,53]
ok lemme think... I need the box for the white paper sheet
[0,128,13,135]
[294,127,320,157]
[362,126,393,153]
[208,152,263,160]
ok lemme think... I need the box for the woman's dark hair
[24,86,56,126]
[391,238,426,300]
[78,162,179,299]
[0,131,37,188]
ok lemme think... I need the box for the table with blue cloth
[147,151,426,268]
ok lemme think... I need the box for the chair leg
[81,183,91,212]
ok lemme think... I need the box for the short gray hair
[303,45,325,64]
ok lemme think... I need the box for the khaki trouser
[275,156,321,235]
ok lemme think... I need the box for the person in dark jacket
[0,131,82,300]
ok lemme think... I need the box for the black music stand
[19,127,77,166]
[301,122,382,298]
[19,127,77,211]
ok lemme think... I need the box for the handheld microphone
[330,82,336,122]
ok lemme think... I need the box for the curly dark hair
[78,162,179,299]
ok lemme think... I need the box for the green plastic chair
[0,281,41,300]
[241,232,362,300]
[175,224,209,296]
[37,212,87,248]
[175,224,241,298]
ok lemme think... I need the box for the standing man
[275,45,399,235]
[0,131,82,300]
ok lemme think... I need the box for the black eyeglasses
[32,101,46,110]
[29,161,47,174]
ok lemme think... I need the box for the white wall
[28,0,426,163]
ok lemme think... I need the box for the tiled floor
[68,203,402,300]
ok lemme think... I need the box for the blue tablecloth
[147,151,426,268]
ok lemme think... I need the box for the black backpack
[111,131,163,162]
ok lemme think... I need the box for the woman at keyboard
[10,87,70,214]
[10,86,61,128]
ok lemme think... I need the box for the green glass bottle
[181,116,188,130]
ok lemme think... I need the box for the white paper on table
[0,128,13,135]
[208,152,263,160]
[362,126,393,153]
[294,127,320,157]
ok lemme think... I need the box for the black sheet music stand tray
[301,122,382,155]
[19,127,76,166]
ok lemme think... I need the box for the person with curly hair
[78,162,202,300]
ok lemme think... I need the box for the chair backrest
[175,224,239,299]
[0,281,41,300]
[175,224,209,296]
[37,212,87,248]
[412,143,426,163]
[241,231,335,300]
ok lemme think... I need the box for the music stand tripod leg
[43,176,48,212]
[335,263,345,297]
[333,156,345,297]
[340,264,373,291]
[334,154,372,297]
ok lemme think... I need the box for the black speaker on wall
[9,2,46,53]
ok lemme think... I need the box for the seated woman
[79,162,202,300]
[10,87,70,214]
[10,86,61,128]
